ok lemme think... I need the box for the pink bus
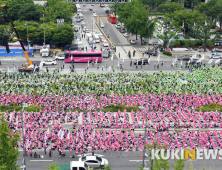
[64,51,102,63]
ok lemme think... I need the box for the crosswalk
[133,47,149,52]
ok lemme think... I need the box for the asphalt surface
[17,149,222,170]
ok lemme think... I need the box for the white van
[94,35,100,43]
[77,9,81,14]
[79,13,83,20]
[70,161,88,170]
[86,33,92,41]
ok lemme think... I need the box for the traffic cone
[141,154,143,158]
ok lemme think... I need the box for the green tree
[110,0,119,17]
[157,2,185,17]
[141,0,165,10]
[172,10,204,33]
[17,2,41,21]
[0,113,20,170]
[184,0,201,11]
[45,162,61,170]
[190,20,220,52]
[52,24,74,47]
[171,154,186,170]
[157,18,176,49]
[146,142,168,170]
[42,0,75,23]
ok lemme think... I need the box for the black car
[145,50,158,56]
[133,58,149,65]
[178,55,191,61]
[102,50,110,58]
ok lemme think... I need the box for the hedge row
[0,103,43,112]
[195,103,222,112]
[163,51,172,56]
[101,104,139,112]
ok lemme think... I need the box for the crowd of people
[1,67,222,157]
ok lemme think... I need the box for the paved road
[17,149,222,170]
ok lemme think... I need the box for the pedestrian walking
[119,53,120,58]
[85,69,87,74]
[136,63,138,69]
[106,64,108,70]
[102,65,104,71]
[133,50,135,57]
[86,46,87,51]
[61,66,62,71]
[157,63,159,69]
[63,64,64,69]
[84,34,85,38]
[87,65,89,69]
[142,52,144,57]
[154,64,156,69]
[146,64,148,69]
[97,65,99,70]
[49,149,51,157]
[141,63,142,69]
[30,150,32,158]
[161,61,163,66]
[92,60,94,66]
[130,60,132,66]
[82,34,83,38]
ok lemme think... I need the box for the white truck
[86,33,92,41]
[70,161,88,170]
[40,45,50,57]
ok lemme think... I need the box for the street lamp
[25,22,29,50]
[139,106,147,169]
[21,103,28,170]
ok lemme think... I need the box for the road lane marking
[129,160,149,162]
[30,160,53,161]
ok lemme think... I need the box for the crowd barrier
[0,49,34,57]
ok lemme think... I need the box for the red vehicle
[108,13,117,24]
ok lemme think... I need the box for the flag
[137,59,138,65]
[205,20,207,26]
[181,60,182,66]
[122,56,124,63]
[157,55,160,63]
[148,58,150,63]
[194,22,196,26]
[111,55,113,60]
[208,59,213,64]
[215,59,220,63]
[182,21,184,28]
[118,61,119,67]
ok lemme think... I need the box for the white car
[208,54,221,59]
[91,4,94,6]
[103,41,109,47]
[123,33,129,37]
[79,156,108,168]
[93,13,96,17]
[55,54,65,60]
[100,23,104,28]
[115,24,121,28]
[130,39,136,44]
[42,60,57,66]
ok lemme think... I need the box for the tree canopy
[0,113,20,170]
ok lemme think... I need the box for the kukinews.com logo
[151,149,222,160]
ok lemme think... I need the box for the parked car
[103,41,109,47]
[208,53,222,59]
[92,13,96,17]
[130,39,136,44]
[79,156,108,168]
[76,19,82,22]
[178,55,191,61]
[100,23,104,28]
[216,48,222,52]
[115,24,121,29]
[145,50,158,56]
[89,8,92,11]
[120,28,125,33]
[42,60,57,66]
[100,37,106,42]
[102,50,110,58]
[133,58,149,65]
[123,33,128,37]
[55,54,65,60]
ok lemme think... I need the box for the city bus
[64,51,102,63]
[108,13,117,24]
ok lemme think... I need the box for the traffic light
[3,34,10,53]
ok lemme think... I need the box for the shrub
[207,41,214,48]
[184,41,190,48]
[175,40,180,46]
[180,40,186,46]
[163,51,172,56]
[189,40,196,47]
[195,103,222,112]
[102,104,139,112]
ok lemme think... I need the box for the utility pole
[22,103,28,170]
[43,14,45,45]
